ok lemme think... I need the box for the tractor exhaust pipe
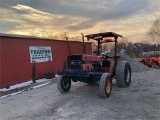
[114,36,118,69]
[65,37,71,55]
[81,33,86,54]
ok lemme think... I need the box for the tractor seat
[101,58,111,67]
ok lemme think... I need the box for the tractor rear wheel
[99,73,112,98]
[57,75,71,93]
[141,60,146,65]
[116,61,131,87]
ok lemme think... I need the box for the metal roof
[0,33,49,40]
[85,32,123,40]
[0,33,92,44]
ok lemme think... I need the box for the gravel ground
[0,56,159,120]
[120,55,150,72]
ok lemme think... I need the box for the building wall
[0,37,92,88]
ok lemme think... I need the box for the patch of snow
[0,90,26,99]
[0,81,52,99]
[32,82,51,89]
[0,78,49,92]
[55,74,59,78]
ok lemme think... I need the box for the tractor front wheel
[57,75,71,93]
[99,73,112,98]
[151,62,157,68]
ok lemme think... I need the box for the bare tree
[60,32,68,40]
[147,18,160,45]
[141,18,160,56]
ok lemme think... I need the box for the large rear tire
[141,60,146,65]
[99,73,112,98]
[116,61,131,87]
[57,75,71,93]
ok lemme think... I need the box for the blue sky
[0,0,159,42]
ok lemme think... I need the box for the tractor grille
[70,65,82,70]
[69,55,82,60]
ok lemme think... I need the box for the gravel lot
[0,56,160,120]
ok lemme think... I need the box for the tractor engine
[68,54,102,72]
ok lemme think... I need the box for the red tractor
[140,57,160,68]
[57,32,131,98]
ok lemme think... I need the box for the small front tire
[141,60,146,65]
[99,73,112,98]
[57,75,71,93]
[151,62,157,68]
